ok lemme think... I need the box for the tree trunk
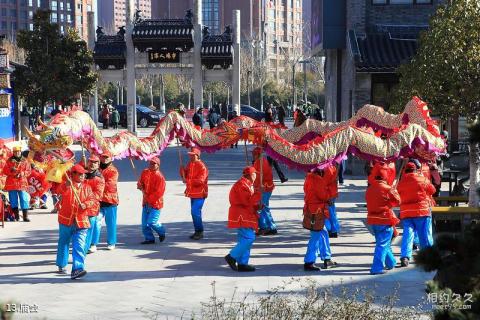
[469,140,480,208]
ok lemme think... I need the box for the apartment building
[0,0,93,41]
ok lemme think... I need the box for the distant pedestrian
[192,107,204,129]
[101,105,111,129]
[111,108,120,129]
[208,108,220,129]
[276,105,286,126]
[265,104,274,123]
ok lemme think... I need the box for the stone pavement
[0,144,434,319]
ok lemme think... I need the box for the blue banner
[0,88,15,141]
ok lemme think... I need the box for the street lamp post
[247,70,251,107]
[292,63,296,109]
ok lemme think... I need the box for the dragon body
[27,97,445,171]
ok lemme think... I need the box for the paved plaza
[0,142,434,319]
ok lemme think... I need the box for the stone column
[232,10,241,116]
[126,0,137,133]
[193,0,203,109]
[87,11,98,124]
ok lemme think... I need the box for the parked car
[227,104,265,121]
[114,104,165,128]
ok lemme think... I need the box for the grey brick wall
[365,0,446,30]
[347,0,367,33]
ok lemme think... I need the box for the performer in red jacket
[2,146,31,222]
[83,154,105,254]
[365,167,401,274]
[180,147,209,240]
[252,147,277,235]
[94,150,119,250]
[55,164,96,279]
[138,157,167,244]
[397,162,436,267]
[225,166,261,272]
[303,169,338,271]
[324,165,340,238]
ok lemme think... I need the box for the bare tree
[2,37,25,64]
[176,74,193,109]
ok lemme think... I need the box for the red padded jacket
[366,179,400,226]
[397,172,436,219]
[183,159,208,198]
[100,164,119,205]
[137,168,166,209]
[253,158,275,193]
[57,181,96,228]
[228,177,261,230]
[2,157,31,191]
[303,172,332,218]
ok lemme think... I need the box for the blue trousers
[190,198,205,232]
[370,225,396,274]
[401,216,434,259]
[413,231,420,246]
[84,216,97,252]
[56,224,87,272]
[93,206,118,246]
[258,192,277,231]
[8,190,30,210]
[325,200,340,233]
[229,228,256,265]
[142,205,166,241]
[304,228,331,263]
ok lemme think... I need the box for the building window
[10,9,17,17]
[202,0,219,34]
[60,2,63,10]
[67,2,71,11]
[51,0,57,10]
[1,8,6,16]
[372,0,433,4]
[29,10,33,18]
[51,12,57,22]
[29,23,33,30]
[28,0,33,6]
[60,13,64,21]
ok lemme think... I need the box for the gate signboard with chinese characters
[148,50,180,63]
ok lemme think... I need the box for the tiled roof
[201,27,233,69]
[350,31,418,73]
[132,17,194,52]
[94,31,126,70]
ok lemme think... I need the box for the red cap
[89,154,100,162]
[405,162,417,171]
[101,150,112,157]
[252,147,262,156]
[71,164,88,174]
[242,166,257,176]
[188,147,201,156]
[149,157,160,165]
